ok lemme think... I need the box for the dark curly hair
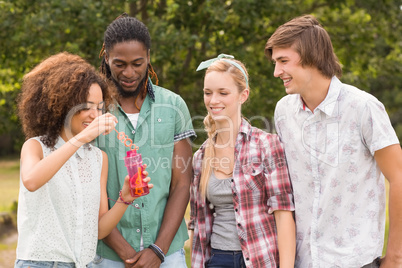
[18,52,112,148]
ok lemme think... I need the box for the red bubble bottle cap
[126,149,139,157]
[125,147,142,166]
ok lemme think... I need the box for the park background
[0,0,401,267]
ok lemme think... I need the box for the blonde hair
[199,59,249,198]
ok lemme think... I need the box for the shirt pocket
[241,162,265,191]
[150,113,174,147]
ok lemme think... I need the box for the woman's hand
[75,113,117,144]
[120,164,153,203]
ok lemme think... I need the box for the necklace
[213,167,233,176]
[212,149,234,176]
[212,134,235,176]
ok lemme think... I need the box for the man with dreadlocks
[91,14,195,268]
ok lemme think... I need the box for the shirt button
[136,229,140,233]
[213,213,217,217]
[209,203,214,209]
[135,204,139,208]
[157,118,162,122]
[132,130,136,134]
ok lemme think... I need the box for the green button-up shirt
[96,81,195,261]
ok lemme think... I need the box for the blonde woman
[189,54,296,268]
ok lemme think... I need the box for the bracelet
[107,197,139,209]
[118,190,133,205]
[148,243,165,263]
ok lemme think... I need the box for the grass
[184,205,191,266]
[0,155,19,267]
[0,156,19,212]
[0,156,389,264]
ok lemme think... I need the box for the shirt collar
[316,76,341,116]
[54,136,87,159]
[296,76,341,117]
[295,95,305,115]
[238,118,252,141]
[213,118,251,142]
[146,77,156,102]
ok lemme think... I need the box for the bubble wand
[113,127,149,197]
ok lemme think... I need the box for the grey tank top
[206,172,241,251]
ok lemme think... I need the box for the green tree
[0,0,123,153]
[1,0,401,153]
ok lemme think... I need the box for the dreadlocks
[100,13,158,102]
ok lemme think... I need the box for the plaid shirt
[189,119,294,268]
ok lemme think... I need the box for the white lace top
[16,136,103,267]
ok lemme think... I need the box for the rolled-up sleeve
[265,134,295,214]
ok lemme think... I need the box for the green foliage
[0,0,125,151]
[1,0,401,152]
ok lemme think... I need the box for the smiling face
[271,46,317,96]
[106,41,150,97]
[203,71,248,125]
[70,83,104,136]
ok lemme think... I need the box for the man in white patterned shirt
[265,15,402,268]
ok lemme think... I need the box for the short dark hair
[265,15,342,78]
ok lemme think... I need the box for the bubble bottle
[124,148,150,197]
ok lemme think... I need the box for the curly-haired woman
[15,52,152,268]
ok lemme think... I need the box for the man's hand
[125,248,162,268]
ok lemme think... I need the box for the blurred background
[0,0,401,266]
[1,0,402,154]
